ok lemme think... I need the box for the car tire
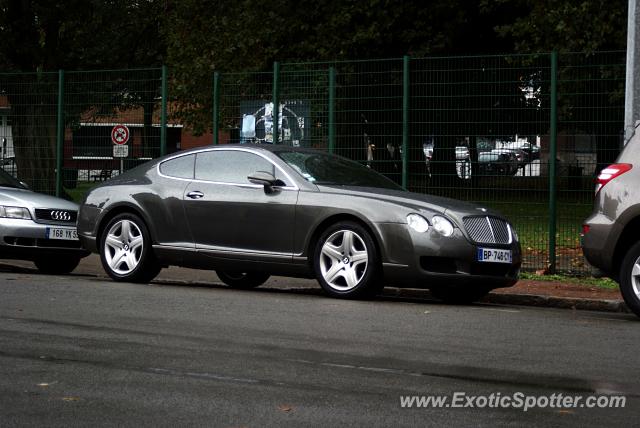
[34,256,81,275]
[618,241,640,317]
[99,213,161,283]
[313,221,381,299]
[216,271,270,289]
[430,285,491,304]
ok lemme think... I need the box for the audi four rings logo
[50,210,71,221]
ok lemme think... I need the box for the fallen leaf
[277,404,294,413]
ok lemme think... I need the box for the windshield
[277,151,403,191]
[0,168,25,189]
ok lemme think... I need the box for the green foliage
[519,271,619,289]
[482,0,627,53]
[0,0,166,70]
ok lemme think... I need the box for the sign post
[111,124,129,174]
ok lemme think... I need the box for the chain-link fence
[215,52,625,274]
[0,52,626,274]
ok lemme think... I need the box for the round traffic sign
[111,124,130,145]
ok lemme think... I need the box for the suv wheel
[619,241,640,317]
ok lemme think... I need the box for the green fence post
[548,51,558,274]
[273,61,280,145]
[160,65,168,156]
[212,71,220,145]
[55,69,64,197]
[328,67,336,153]
[402,55,410,189]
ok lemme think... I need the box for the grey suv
[582,134,640,317]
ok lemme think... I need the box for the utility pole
[625,0,640,144]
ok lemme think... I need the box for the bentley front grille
[463,216,512,245]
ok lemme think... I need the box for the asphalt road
[1,268,639,427]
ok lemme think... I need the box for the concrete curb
[379,287,631,313]
[482,292,630,313]
[147,277,632,314]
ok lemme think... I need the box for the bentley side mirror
[248,171,284,193]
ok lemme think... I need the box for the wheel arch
[96,204,156,252]
[612,216,640,280]
[305,213,384,271]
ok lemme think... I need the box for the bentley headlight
[432,215,454,237]
[0,206,32,219]
[407,213,429,233]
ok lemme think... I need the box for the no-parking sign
[111,124,130,145]
[111,124,129,158]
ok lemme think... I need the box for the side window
[195,150,286,184]
[159,154,195,179]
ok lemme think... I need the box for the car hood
[316,185,504,222]
[0,187,79,210]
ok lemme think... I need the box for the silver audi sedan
[0,168,89,273]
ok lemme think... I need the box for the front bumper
[376,223,521,289]
[0,218,89,260]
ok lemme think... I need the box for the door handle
[186,191,204,199]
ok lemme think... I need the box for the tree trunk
[9,88,57,194]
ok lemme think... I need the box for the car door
[183,148,298,260]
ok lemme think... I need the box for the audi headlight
[407,213,429,233]
[0,206,32,220]
[432,215,454,237]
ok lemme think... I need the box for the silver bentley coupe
[78,145,521,302]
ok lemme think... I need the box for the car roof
[168,144,330,160]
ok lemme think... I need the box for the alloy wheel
[631,256,640,300]
[319,229,369,291]
[104,219,144,275]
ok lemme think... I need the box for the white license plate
[477,247,512,264]
[46,227,78,241]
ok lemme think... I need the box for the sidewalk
[0,254,630,314]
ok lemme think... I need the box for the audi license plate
[46,227,78,241]
[477,247,512,264]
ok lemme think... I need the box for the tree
[483,0,627,176]
[163,0,517,134]
[0,0,166,192]
[482,0,626,53]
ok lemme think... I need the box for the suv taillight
[595,163,633,194]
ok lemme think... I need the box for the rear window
[159,154,195,179]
